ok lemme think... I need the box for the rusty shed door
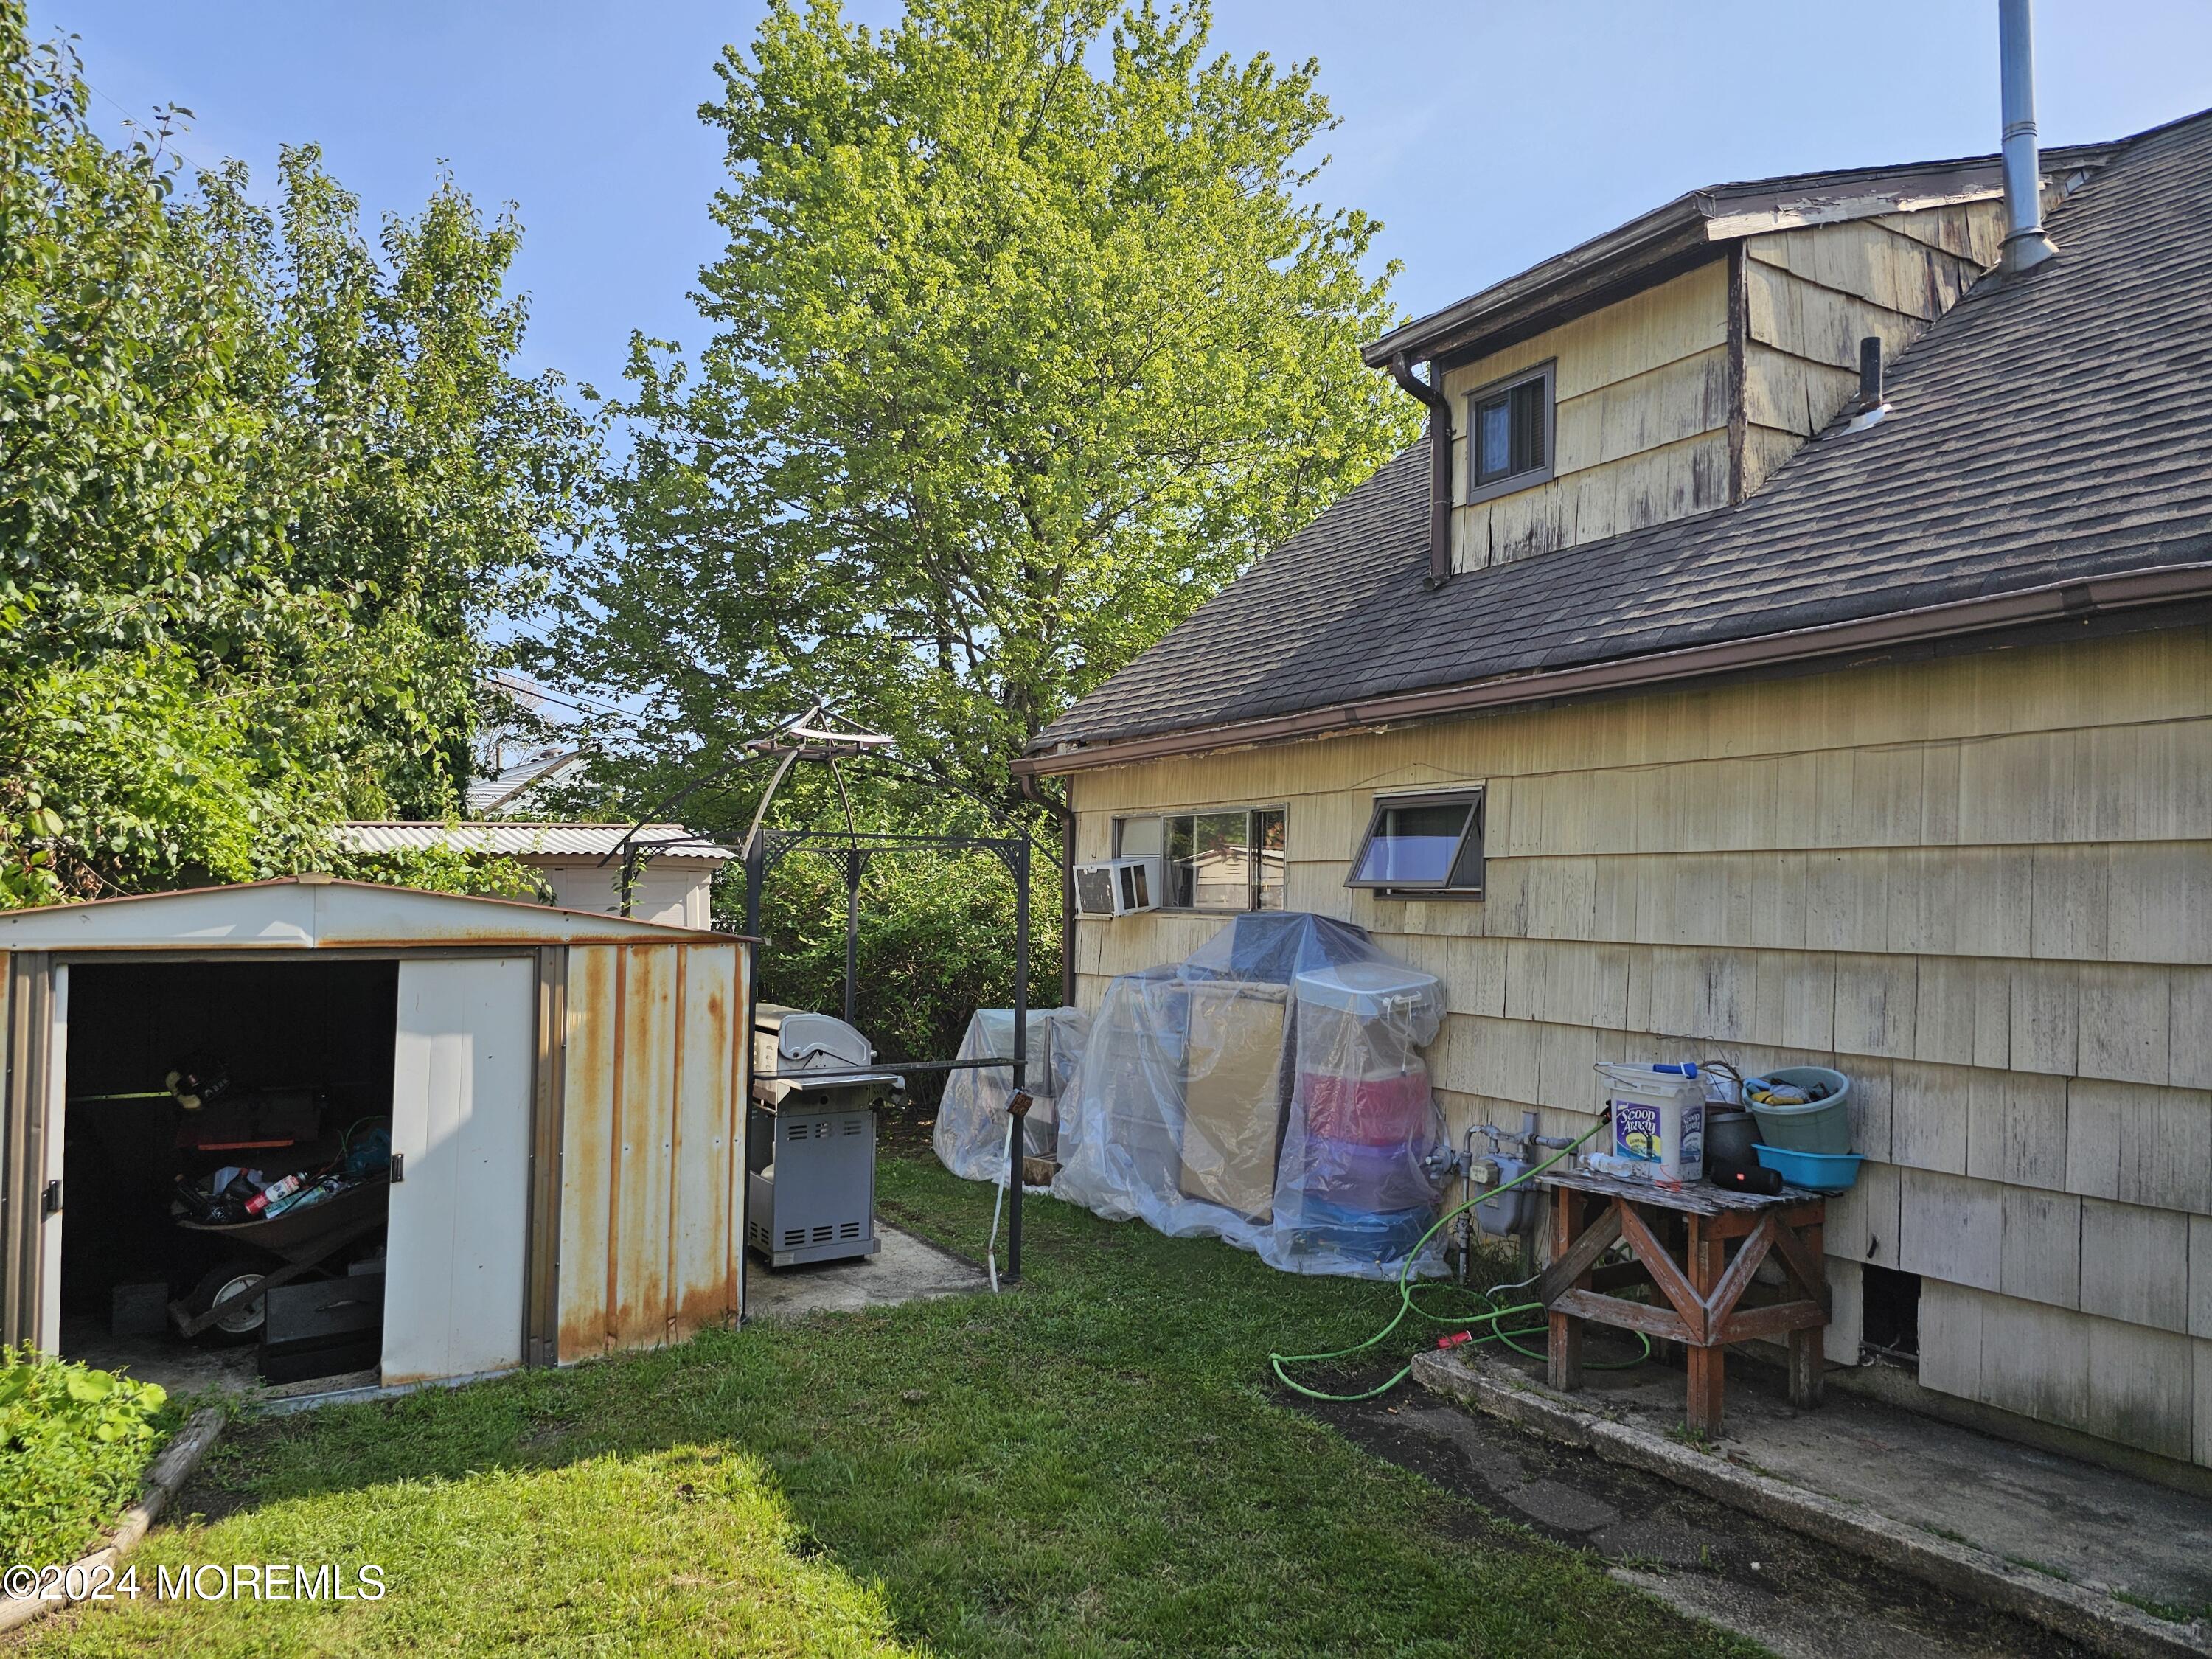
[555,939,745,1363]
[0,956,64,1353]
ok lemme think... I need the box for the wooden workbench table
[1536,1169,1830,1436]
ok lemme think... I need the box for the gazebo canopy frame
[606,700,1042,1280]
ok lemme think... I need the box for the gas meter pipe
[1269,1113,1649,1403]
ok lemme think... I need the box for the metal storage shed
[0,876,753,1389]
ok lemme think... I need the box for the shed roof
[1025,108,2212,771]
[0,877,732,952]
[337,822,733,863]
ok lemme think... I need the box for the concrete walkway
[743,1220,989,1320]
[1414,1343,2212,1659]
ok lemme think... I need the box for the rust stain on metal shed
[671,943,737,1335]
[558,945,619,1363]
[554,938,751,1364]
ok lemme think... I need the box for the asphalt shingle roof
[1032,109,2212,756]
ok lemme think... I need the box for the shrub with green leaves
[0,1347,174,1565]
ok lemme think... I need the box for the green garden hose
[1269,1116,1651,1402]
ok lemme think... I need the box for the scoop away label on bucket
[1615,1104,1661,1162]
[1609,1097,1703,1180]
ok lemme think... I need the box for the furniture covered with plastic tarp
[932,1006,1091,1184]
[1051,913,1448,1278]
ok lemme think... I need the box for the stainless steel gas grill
[745,1005,902,1267]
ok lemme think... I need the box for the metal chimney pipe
[1999,0,2058,273]
[1858,337,1884,404]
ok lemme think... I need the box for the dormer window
[1466,361,1554,504]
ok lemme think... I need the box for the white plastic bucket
[1594,1062,1705,1183]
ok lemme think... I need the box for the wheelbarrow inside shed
[55,958,399,1395]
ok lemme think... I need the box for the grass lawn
[18,1157,1753,1657]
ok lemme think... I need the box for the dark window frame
[1344,788,1486,900]
[1464,361,1556,506]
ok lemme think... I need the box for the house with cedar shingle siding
[1015,111,2212,1476]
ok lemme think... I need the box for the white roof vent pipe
[1999,0,2059,274]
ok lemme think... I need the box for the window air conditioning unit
[1074,857,1159,917]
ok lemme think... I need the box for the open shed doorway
[58,959,398,1398]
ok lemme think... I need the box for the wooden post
[1685,1214,1725,1436]
[1787,1214,1826,1408]
[1547,1186,1584,1392]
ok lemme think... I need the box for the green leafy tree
[0,2,594,904]
[538,0,1416,824]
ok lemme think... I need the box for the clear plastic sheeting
[1052,913,1449,1279]
[933,1006,1091,1186]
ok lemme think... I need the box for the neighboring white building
[466,747,585,815]
[336,822,731,931]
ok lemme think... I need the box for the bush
[0,1348,173,1565]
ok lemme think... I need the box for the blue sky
[32,1,2212,401]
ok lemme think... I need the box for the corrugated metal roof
[336,823,734,861]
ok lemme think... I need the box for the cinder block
[1824,1257,1863,1366]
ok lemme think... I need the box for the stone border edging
[1410,1349,2209,1659]
[0,1407,225,1636]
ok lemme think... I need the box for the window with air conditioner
[1113,808,1285,911]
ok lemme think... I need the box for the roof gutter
[1013,561,2212,777]
[1388,352,1454,587]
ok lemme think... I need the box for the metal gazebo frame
[607,700,1043,1281]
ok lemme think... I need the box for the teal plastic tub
[1753,1144,1865,1193]
[1745,1066,1852,1155]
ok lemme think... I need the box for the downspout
[1389,352,1455,588]
[1060,776,1076,1007]
[1998,0,2058,274]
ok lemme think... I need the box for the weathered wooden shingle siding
[1441,262,1733,570]
[1740,200,2004,495]
[1438,199,2011,567]
[1071,625,2212,1467]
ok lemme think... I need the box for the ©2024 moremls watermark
[6,1562,386,1604]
